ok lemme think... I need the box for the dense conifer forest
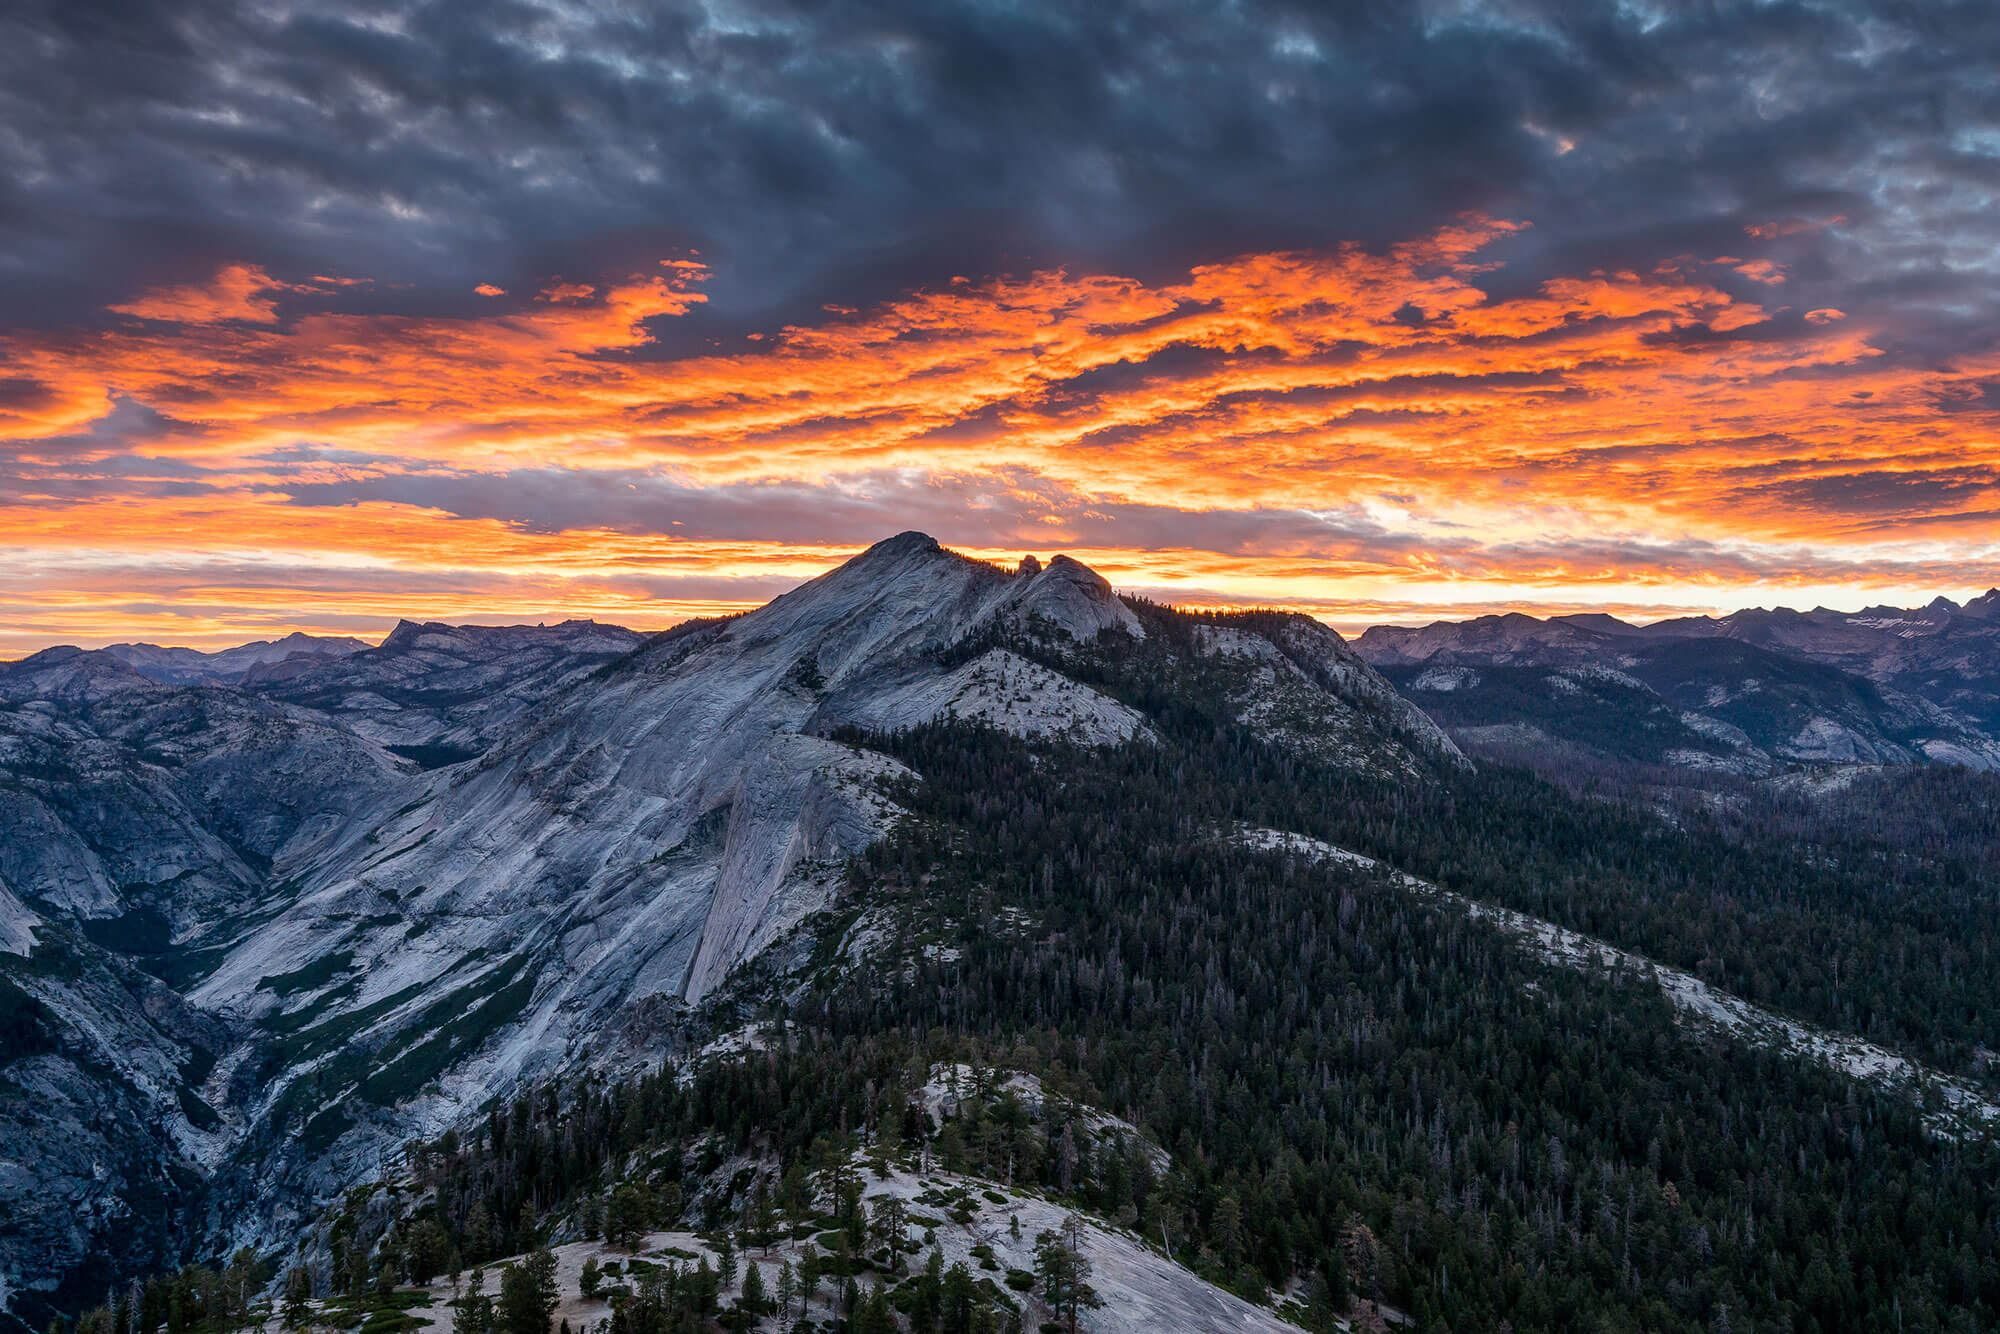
[54,609,2000,1332]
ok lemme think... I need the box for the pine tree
[455,1271,494,1334]
[738,1261,767,1317]
[526,1250,559,1319]
[775,1259,795,1320]
[1033,1216,1101,1334]
[870,1196,909,1254]
[497,1258,554,1334]
[1211,1195,1243,1270]
[941,1263,977,1334]
[606,1184,651,1251]
[854,1286,895,1334]
[465,1201,496,1263]
[282,1266,313,1330]
[798,1249,821,1316]
[716,1233,738,1291]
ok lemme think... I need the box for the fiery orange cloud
[107,263,293,325]
[4,217,1999,653]
[1731,259,1787,285]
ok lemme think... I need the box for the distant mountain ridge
[1356,589,2000,775]
[1357,587,2000,664]
[98,632,370,684]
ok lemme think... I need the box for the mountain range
[0,534,1454,1324]
[6,540,2000,1331]
[1355,590,2000,777]
[94,634,372,688]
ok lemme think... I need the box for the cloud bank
[4,0,1998,649]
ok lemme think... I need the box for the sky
[4,0,2000,653]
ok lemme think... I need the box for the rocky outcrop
[1189,611,1463,775]
[0,533,1433,1319]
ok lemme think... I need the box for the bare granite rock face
[0,534,1439,1324]
[247,617,648,755]
[0,649,408,1321]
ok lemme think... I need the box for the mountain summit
[8,539,2000,1334]
[0,536,1451,1311]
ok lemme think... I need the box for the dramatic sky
[5,0,2000,652]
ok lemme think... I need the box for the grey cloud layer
[277,464,1985,590]
[4,0,1999,363]
[276,464,1410,554]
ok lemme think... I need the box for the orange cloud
[1733,259,1787,285]
[4,219,1999,653]
[109,263,293,325]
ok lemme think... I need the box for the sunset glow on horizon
[4,3,1998,655]
[6,217,1999,655]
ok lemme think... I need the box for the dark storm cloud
[5,0,1999,354]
